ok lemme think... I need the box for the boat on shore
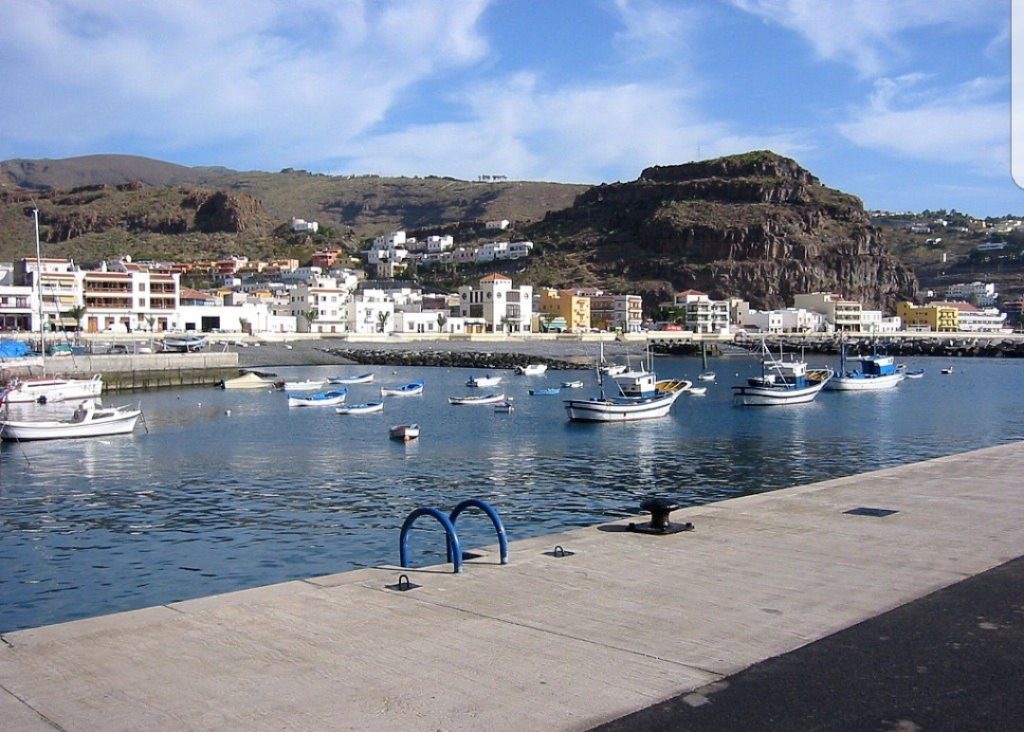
[381,381,424,397]
[0,399,141,441]
[389,423,419,441]
[732,342,832,406]
[449,392,506,405]
[287,389,348,408]
[160,334,207,352]
[336,401,384,415]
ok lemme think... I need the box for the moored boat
[220,372,275,389]
[336,400,384,415]
[732,342,832,406]
[466,374,502,388]
[515,364,547,375]
[903,368,925,379]
[529,387,561,396]
[287,389,347,408]
[2,373,104,404]
[689,386,707,396]
[697,371,716,382]
[449,392,506,405]
[564,389,685,422]
[0,399,141,441]
[389,423,419,441]
[380,381,424,397]
[283,378,328,391]
[561,379,585,389]
[494,400,515,413]
[328,372,374,385]
[160,334,207,352]
[825,341,903,392]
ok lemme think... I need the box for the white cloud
[340,74,808,183]
[838,75,1008,173]
[610,0,701,65]
[0,0,492,165]
[730,0,999,76]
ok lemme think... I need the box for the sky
[0,0,1020,217]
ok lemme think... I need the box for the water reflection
[2,356,1023,631]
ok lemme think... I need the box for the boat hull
[3,375,103,404]
[287,390,347,407]
[564,390,683,422]
[336,401,384,415]
[732,379,829,406]
[825,373,903,391]
[389,424,419,441]
[1,409,140,441]
[449,393,506,405]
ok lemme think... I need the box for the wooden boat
[529,387,561,396]
[689,386,707,396]
[493,400,515,413]
[2,373,104,404]
[515,364,547,375]
[903,368,925,379]
[697,371,716,382]
[335,401,384,415]
[561,379,585,389]
[283,378,328,391]
[448,392,506,405]
[287,389,347,407]
[941,366,954,375]
[380,381,424,397]
[0,399,141,441]
[389,423,419,441]
[564,390,684,422]
[466,374,502,388]
[221,372,275,389]
[328,372,374,385]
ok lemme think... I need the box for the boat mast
[33,208,45,373]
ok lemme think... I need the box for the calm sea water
[2,354,1023,632]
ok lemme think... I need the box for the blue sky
[0,0,1018,217]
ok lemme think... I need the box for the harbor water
[2,354,1023,633]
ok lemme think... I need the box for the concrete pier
[2,442,1022,731]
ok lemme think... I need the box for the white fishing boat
[283,378,328,391]
[287,388,347,408]
[599,363,627,376]
[2,373,104,404]
[903,368,925,379]
[335,400,384,415]
[448,392,506,405]
[941,366,954,375]
[0,399,141,441]
[493,400,515,413]
[826,341,904,392]
[697,371,716,382]
[515,363,547,375]
[328,372,374,385]
[380,381,424,397]
[732,341,832,406]
[220,372,275,389]
[689,386,707,396]
[561,379,585,389]
[466,374,502,388]
[564,348,689,423]
[389,423,419,441]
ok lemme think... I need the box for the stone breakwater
[322,347,589,371]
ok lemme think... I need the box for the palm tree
[301,309,318,333]
[65,304,86,340]
[377,311,390,334]
[436,313,448,333]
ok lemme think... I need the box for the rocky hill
[520,151,917,310]
[0,151,918,312]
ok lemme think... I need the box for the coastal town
[1,224,1020,344]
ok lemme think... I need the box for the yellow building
[538,288,591,332]
[896,301,959,332]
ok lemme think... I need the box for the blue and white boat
[466,374,502,388]
[564,346,690,422]
[287,388,348,408]
[529,387,561,396]
[732,342,832,406]
[826,343,904,392]
[380,381,424,397]
[336,400,384,415]
[449,392,506,405]
[328,372,374,385]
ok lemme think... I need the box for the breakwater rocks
[745,337,1024,358]
[322,348,588,371]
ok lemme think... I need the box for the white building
[793,292,863,332]
[347,289,396,335]
[288,276,352,334]
[425,235,454,253]
[946,281,998,307]
[673,289,730,334]
[457,274,533,333]
[290,217,319,234]
[742,308,825,333]
[485,219,510,230]
[954,303,1009,332]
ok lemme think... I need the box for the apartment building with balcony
[457,274,533,333]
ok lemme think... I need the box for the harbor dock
[2,442,1023,730]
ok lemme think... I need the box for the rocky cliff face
[527,151,917,311]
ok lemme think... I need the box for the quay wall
[4,352,240,391]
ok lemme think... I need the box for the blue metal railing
[399,499,508,573]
